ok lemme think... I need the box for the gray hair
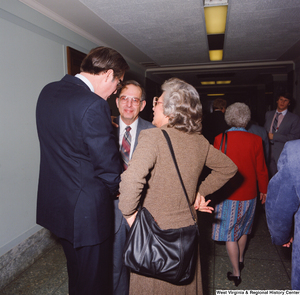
[225,102,251,128]
[162,78,202,134]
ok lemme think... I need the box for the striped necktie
[272,112,282,133]
[120,126,131,170]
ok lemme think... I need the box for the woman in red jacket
[212,102,269,287]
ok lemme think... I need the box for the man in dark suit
[112,80,155,295]
[202,97,229,144]
[264,93,300,177]
[36,46,129,295]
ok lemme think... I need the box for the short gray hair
[162,78,202,134]
[225,102,251,128]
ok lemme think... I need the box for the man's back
[202,110,229,144]
[36,74,121,247]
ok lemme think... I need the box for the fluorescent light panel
[201,80,231,85]
[201,81,216,85]
[216,80,231,84]
[209,50,223,61]
[204,6,228,34]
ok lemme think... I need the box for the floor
[0,206,292,295]
[198,205,292,294]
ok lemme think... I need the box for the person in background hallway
[264,93,300,177]
[212,103,269,287]
[36,46,129,295]
[247,119,269,166]
[112,80,155,295]
[202,97,229,144]
[119,78,237,294]
[266,139,300,290]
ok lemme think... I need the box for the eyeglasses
[119,95,141,106]
[116,79,124,90]
[153,96,163,107]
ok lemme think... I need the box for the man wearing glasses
[113,80,155,295]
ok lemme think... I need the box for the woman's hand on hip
[194,192,214,213]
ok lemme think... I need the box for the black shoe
[239,262,244,271]
[227,272,242,286]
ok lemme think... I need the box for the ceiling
[20,0,300,98]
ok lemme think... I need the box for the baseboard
[0,228,58,289]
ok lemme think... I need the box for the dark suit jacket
[264,110,300,164]
[247,122,269,164]
[113,116,155,233]
[202,110,229,144]
[36,74,122,248]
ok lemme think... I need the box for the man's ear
[105,69,114,81]
[140,100,146,112]
[116,97,119,108]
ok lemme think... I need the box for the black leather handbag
[123,130,199,284]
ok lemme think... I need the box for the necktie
[272,112,282,133]
[121,126,131,170]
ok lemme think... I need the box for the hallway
[0,207,292,294]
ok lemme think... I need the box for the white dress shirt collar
[75,74,94,92]
[276,109,288,116]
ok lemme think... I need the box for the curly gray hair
[162,78,202,134]
[225,102,251,128]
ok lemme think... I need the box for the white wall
[0,0,145,256]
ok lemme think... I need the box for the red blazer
[214,131,268,201]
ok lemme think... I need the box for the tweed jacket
[119,125,237,229]
[266,140,300,290]
[119,125,237,294]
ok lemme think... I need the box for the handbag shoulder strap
[161,129,197,225]
[219,132,228,154]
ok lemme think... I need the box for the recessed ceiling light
[216,80,231,84]
[204,6,228,34]
[209,50,223,61]
[201,81,216,85]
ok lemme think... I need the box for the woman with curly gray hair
[119,78,237,294]
[212,102,269,287]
